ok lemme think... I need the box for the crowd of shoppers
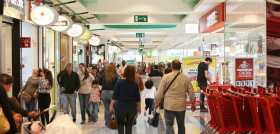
[0,57,215,134]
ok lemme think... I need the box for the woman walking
[110,65,141,134]
[78,63,94,124]
[34,69,53,126]
[18,68,42,122]
[99,63,120,126]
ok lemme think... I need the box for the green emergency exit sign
[134,15,148,22]
[136,33,145,38]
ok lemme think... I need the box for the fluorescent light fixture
[185,24,199,33]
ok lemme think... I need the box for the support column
[12,19,21,98]
[0,15,3,74]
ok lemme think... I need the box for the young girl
[89,80,100,125]
[141,80,156,116]
[34,69,53,126]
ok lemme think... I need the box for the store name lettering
[53,21,68,26]
[186,60,203,66]
[10,0,24,8]
[207,11,218,27]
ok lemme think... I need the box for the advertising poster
[235,58,254,87]
[183,58,216,107]
[182,58,216,92]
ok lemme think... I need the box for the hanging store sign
[30,6,59,26]
[235,58,254,87]
[67,23,86,37]
[78,29,92,40]
[51,15,73,32]
[199,3,225,33]
[89,37,100,46]
[86,50,91,56]
[21,37,31,48]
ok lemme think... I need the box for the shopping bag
[107,113,118,130]
[45,115,81,134]
[147,111,159,127]
[0,105,10,134]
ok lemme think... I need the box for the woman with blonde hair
[99,63,120,126]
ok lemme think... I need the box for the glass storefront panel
[43,27,61,109]
[73,40,86,73]
[224,0,266,87]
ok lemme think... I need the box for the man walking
[148,65,163,77]
[164,62,172,74]
[155,60,196,134]
[197,57,212,112]
[59,63,80,122]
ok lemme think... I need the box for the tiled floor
[51,102,210,134]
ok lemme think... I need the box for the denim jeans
[62,93,77,120]
[78,93,90,121]
[198,83,207,109]
[25,98,36,122]
[101,90,114,125]
[164,109,186,134]
[89,101,99,122]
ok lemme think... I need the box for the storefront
[1,0,27,97]
[73,40,86,73]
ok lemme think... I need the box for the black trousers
[198,83,207,109]
[115,106,137,134]
[38,93,51,126]
[145,98,154,115]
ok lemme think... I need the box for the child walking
[89,80,100,125]
[141,80,157,116]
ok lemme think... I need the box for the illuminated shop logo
[207,11,218,27]
[51,15,73,32]
[30,6,58,26]
[239,61,250,69]
[53,21,68,26]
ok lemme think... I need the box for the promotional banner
[235,58,254,87]
[182,58,216,92]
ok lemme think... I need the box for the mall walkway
[56,101,210,134]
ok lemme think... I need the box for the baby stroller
[21,108,81,134]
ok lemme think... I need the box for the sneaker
[73,119,76,123]
[93,122,97,126]
[81,120,85,124]
[200,108,209,112]
[90,121,94,124]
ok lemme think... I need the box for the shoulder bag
[159,72,180,109]
[0,105,10,134]
[21,91,32,103]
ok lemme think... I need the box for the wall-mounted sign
[30,6,59,26]
[207,11,218,27]
[86,50,91,56]
[78,29,92,40]
[8,0,24,9]
[67,23,85,37]
[235,58,254,87]
[199,3,225,33]
[21,37,31,48]
[89,37,100,46]
[51,15,73,32]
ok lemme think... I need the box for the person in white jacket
[141,80,156,116]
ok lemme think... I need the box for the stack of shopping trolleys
[203,86,280,134]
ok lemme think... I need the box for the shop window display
[224,0,266,87]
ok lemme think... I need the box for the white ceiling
[52,0,266,50]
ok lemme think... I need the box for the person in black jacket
[164,62,172,74]
[0,74,37,134]
[148,65,163,77]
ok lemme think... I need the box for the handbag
[21,91,31,103]
[159,72,180,109]
[0,105,10,134]
[107,113,118,130]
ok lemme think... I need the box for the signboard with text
[21,37,31,48]
[134,15,148,22]
[136,33,145,38]
[235,58,254,87]
[182,58,216,92]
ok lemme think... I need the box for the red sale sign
[21,37,31,48]
[235,58,254,87]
